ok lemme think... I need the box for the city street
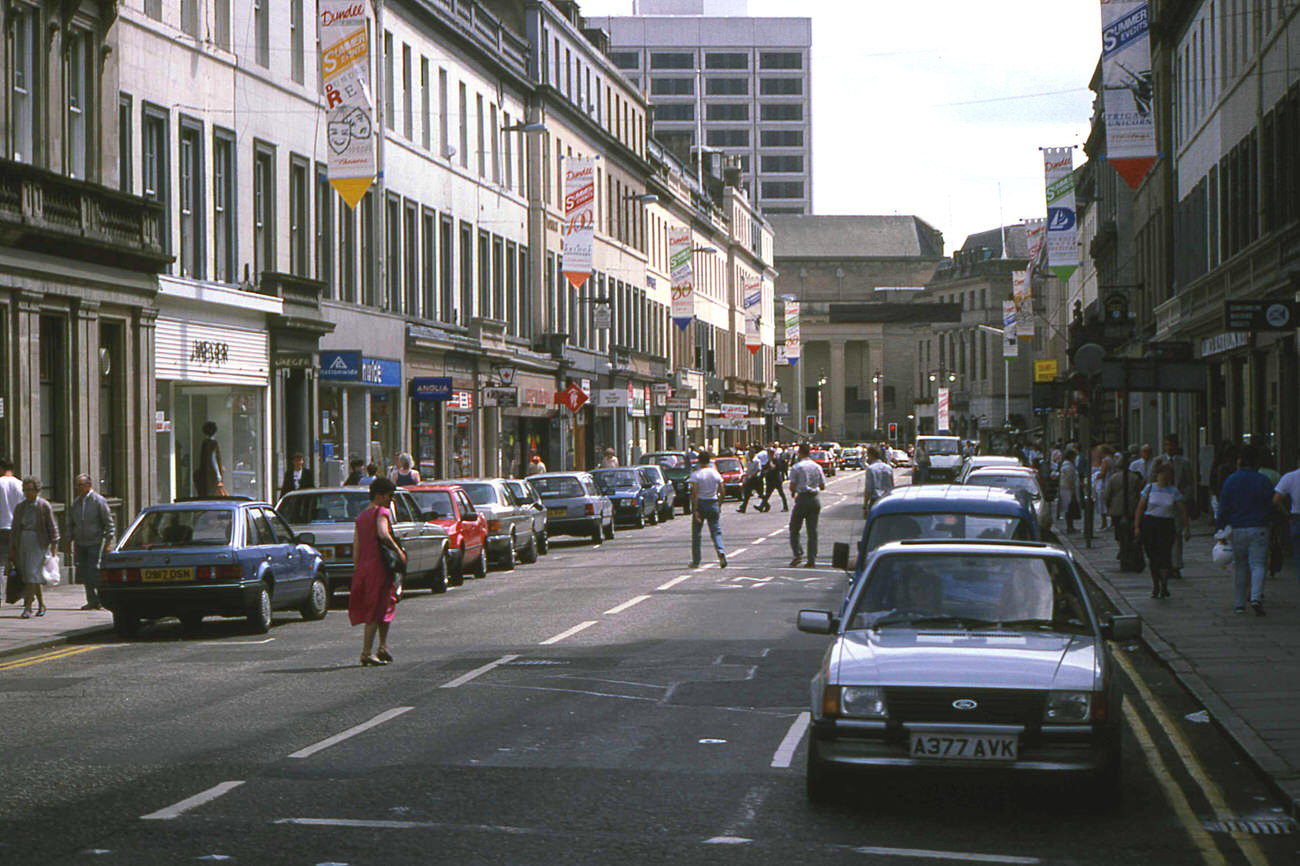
[0,470,1294,865]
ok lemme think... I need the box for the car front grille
[885,687,1044,725]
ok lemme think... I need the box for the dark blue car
[99,499,326,637]
[591,468,659,528]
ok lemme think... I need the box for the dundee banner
[563,157,596,288]
[319,0,376,208]
[744,283,762,355]
[670,226,694,330]
[1043,147,1078,281]
[783,300,801,365]
[1101,0,1156,188]
[1013,270,1033,340]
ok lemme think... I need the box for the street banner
[319,0,376,208]
[563,157,595,288]
[1003,301,1019,357]
[776,344,788,365]
[783,300,801,365]
[937,388,950,434]
[721,403,747,418]
[670,226,694,330]
[1101,0,1156,188]
[744,283,762,355]
[1012,270,1033,340]
[1043,147,1078,281]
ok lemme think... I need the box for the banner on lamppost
[319,0,376,208]
[1003,301,1019,357]
[1012,270,1033,340]
[744,283,762,355]
[783,300,801,365]
[670,226,694,330]
[562,157,596,288]
[1043,147,1078,281]
[1101,0,1156,189]
[937,387,950,434]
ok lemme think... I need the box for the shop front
[497,370,556,478]
[318,351,402,485]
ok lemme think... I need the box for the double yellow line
[0,645,100,672]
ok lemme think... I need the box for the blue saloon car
[861,485,1040,558]
[528,472,614,544]
[591,468,658,528]
[99,499,326,637]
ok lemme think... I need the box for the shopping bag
[42,554,61,586]
[4,566,21,604]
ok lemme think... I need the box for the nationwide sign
[744,284,762,355]
[563,157,595,288]
[319,0,376,208]
[670,226,694,330]
[1043,147,1078,281]
[1100,0,1156,188]
[783,300,801,365]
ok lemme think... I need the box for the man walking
[1217,444,1276,615]
[0,457,23,567]
[1154,434,1195,576]
[1104,452,1145,571]
[69,474,116,610]
[861,445,894,519]
[689,451,726,568]
[280,452,315,500]
[737,447,766,513]
[760,446,788,512]
[1129,444,1155,480]
[1274,461,1300,585]
[788,442,826,568]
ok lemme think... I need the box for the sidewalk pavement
[0,579,114,658]
[1059,518,1300,816]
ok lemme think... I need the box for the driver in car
[896,571,945,616]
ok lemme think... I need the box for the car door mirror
[831,542,850,571]
[797,610,836,635]
[296,531,316,547]
[1102,614,1141,641]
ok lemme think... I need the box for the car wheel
[537,530,549,555]
[519,531,539,564]
[649,506,658,525]
[591,521,603,545]
[299,575,329,621]
[450,545,466,587]
[805,737,843,805]
[247,584,273,634]
[178,613,203,636]
[471,546,488,578]
[429,553,450,593]
[635,509,645,529]
[112,610,140,638]
[603,518,615,540]
[498,532,516,571]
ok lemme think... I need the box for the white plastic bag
[1211,540,1233,569]
[42,553,61,586]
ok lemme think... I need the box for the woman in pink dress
[349,478,406,666]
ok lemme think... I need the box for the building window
[180,0,197,36]
[315,163,333,295]
[10,4,38,164]
[290,156,310,276]
[420,57,430,150]
[65,30,93,179]
[290,0,305,83]
[214,130,236,282]
[118,95,132,192]
[760,154,803,173]
[253,143,275,279]
[706,77,748,96]
[360,190,375,304]
[458,82,468,167]
[651,52,693,69]
[214,0,230,49]
[142,105,170,259]
[403,201,417,315]
[761,103,803,122]
[99,321,125,499]
[761,52,802,69]
[503,111,514,189]
[760,77,803,95]
[476,93,485,177]
[385,194,400,311]
[761,129,803,147]
[610,51,638,70]
[339,198,357,302]
[402,44,412,139]
[421,208,435,320]
[706,128,749,147]
[492,236,505,322]
[489,103,500,183]
[706,52,747,69]
[254,0,269,67]
[656,103,694,122]
[38,316,68,504]
[478,230,491,319]
[651,77,694,96]
[706,103,748,121]
[459,221,473,323]
[383,32,395,130]
[178,121,205,279]
[440,215,454,323]
[517,246,529,339]
[761,181,804,199]
[439,68,449,157]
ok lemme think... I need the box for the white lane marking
[656,575,692,590]
[850,847,1041,864]
[141,781,245,820]
[731,547,748,556]
[770,711,810,768]
[477,682,658,702]
[288,707,414,759]
[704,836,752,845]
[275,817,538,834]
[766,529,784,538]
[539,621,597,645]
[604,595,651,615]
[752,537,765,544]
[217,638,276,645]
[439,654,521,689]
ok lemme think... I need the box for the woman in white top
[1134,463,1191,599]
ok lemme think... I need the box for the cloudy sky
[578,0,1103,253]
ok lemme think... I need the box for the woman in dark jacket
[9,477,59,618]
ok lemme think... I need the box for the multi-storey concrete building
[588,0,812,215]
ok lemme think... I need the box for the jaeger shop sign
[156,318,268,386]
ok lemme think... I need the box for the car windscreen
[408,490,455,519]
[530,477,586,498]
[458,483,500,506]
[121,509,234,549]
[715,458,742,473]
[865,513,1033,549]
[848,553,1091,633]
[641,454,685,469]
[594,470,640,491]
[967,474,1040,496]
[919,438,960,455]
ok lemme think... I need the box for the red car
[713,456,745,500]
[810,449,837,477]
[406,485,487,583]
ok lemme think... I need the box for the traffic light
[806,414,816,434]
[888,422,898,440]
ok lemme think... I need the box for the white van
[914,435,963,482]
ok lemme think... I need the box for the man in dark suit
[280,452,315,500]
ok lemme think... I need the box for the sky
[577,0,1103,254]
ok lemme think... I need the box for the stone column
[14,291,42,479]
[72,301,102,487]
[829,337,846,440]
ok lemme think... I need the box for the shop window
[39,316,68,504]
[179,121,205,279]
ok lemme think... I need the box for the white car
[957,455,1023,484]
[889,448,912,467]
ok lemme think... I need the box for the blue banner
[320,350,361,381]
[409,376,453,401]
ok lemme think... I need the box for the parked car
[504,479,550,555]
[527,472,614,544]
[810,449,837,477]
[637,452,694,513]
[963,467,1052,535]
[455,479,538,570]
[956,454,1023,484]
[99,499,327,637]
[592,467,659,528]
[405,484,487,582]
[799,540,1138,804]
[714,456,746,498]
[638,464,676,522]
[278,487,451,595]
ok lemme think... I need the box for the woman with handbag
[348,477,406,667]
[1134,463,1191,600]
[9,477,59,618]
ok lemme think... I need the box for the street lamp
[871,370,881,438]
[816,370,827,437]
[977,323,1011,428]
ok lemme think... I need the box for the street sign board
[1098,359,1208,392]
[721,403,747,418]
[595,389,629,408]
[484,386,518,407]
[1033,360,1058,382]
[1225,300,1299,332]
[651,382,671,395]
[665,397,692,410]
[555,383,588,412]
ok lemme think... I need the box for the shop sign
[156,317,268,385]
[448,389,474,411]
[360,357,401,387]
[409,376,453,401]
[484,386,518,407]
[651,383,671,395]
[555,383,588,412]
[274,352,315,370]
[522,387,550,407]
[320,350,362,381]
[721,403,747,419]
[665,412,674,431]
[595,389,630,408]
[630,385,647,418]
[665,397,691,410]
[1201,331,1250,357]
[190,339,230,365]
[1034,360,1058,383]
[1225,300,1299,332]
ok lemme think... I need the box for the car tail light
[584,503,595,515]
[102,568,124,584]
[334,544,353,559]
[488,519,501,532]
[196,565,243,582]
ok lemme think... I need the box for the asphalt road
[0,469,1293,865]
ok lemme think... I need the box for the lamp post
[927,370,956,435]
[871,370,881,438]
[977,323,1010,429]
[816,370,827,437]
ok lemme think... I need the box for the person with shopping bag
[9,477,60,618]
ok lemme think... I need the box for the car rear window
[458,483,499,506]
[278,492,370,524]
[918,438,961,455]
[531,477,585,498]
[594,469,640,490]
[715,458,742,473]
[641,453,685,469]
[122,509,234,549]
[865,513,1033,549]
[409,490,455,519]
[967,474,1040,496]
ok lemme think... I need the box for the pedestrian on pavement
[0,457,24,568]
[1058,449,1080,533]
[526,450,547,476]
[1274,462,1300,585]
[9,477,58,619]
[358,463,379,488]
[1210,442,1239,518]
[1103,455,1145,572]
[1091,444,1113,530]
[349,478,406,666]
[738,447,765,513]
[194,421,226,497]
[1217,444,1278,615]
[861,445,894,519]
[600,448,619,469]
[1129,444,1155,481]
[69,474,115,611]
[788,442,826,568]
[914,442,930,485]
[1134,463,1190,600]
[389,453,421,487]
[344,456,366,486]
[689,451,726,568]
[1153,434,1196,577]
[759,446,788,512]
[280,452,315,500]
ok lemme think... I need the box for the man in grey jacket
[69,475,115,610]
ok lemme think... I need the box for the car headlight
[823,685,887,719]
[1044,690,1092,723]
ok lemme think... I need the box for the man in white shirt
[1129,444,1155,480]
[689,451,727,568]
[788,443,826,567]
[0,457,23,568]
[862,446,894,519]
[738,447,767,513]
[1274,463,1300,582]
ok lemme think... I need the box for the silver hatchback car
[798,540,1139,805]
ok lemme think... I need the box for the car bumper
[321,561,355,591]
[485,534,513,557]
[611,502,645,523]
[100,582,262,618]
[545,517,601,537]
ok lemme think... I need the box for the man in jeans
[861,446,894,519]
[689,451,727,568]
[69,474,116,610]
[788,442,826,568]
[1274,462,1300,586]
[1217,444,1276,615]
